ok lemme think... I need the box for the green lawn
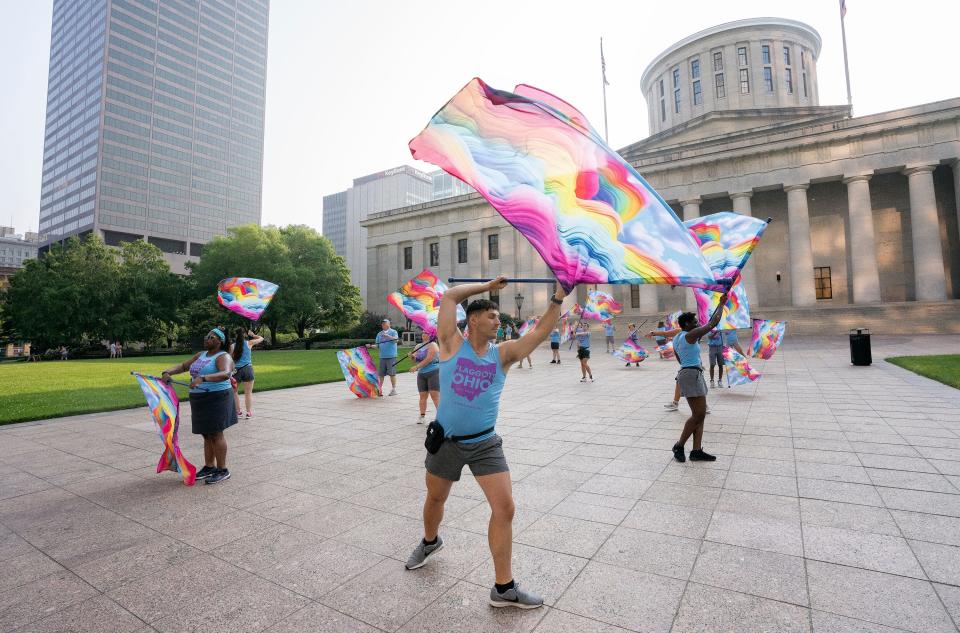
[0,348,412,425]
[886,355,960,390]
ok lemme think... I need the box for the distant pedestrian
[504,324,513,341]
[109,342,117,359]
[549,326,561,364]
[161,327,236,484]
[496,326,504,342]
[367,319,399,396]
[604,319,616,353]
[576,323,593,382]
[230,328,264,418]
[116,342,123,358]
[409,331,440,424]
[707,329,724,388]
[59,346,68,361]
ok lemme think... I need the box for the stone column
[903,165,948,301]
[411,238,424,273]
[842,174,882,304]
[468,230,483,282]
[386,243,400,305]
[784,184,816,306]
[730,191,759,306]
[951,159,960,246]
[498,226,515,279]
[680,198,702,310]
[639,284,659,314]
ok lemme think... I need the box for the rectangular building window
[674,88,681,113]
[403,246,412,269]
[658,79,664,97]
[763,67,774,92]
[489,289,499,306]
[761,44,771,64]
[429,241,439,266]
[801,50,806,69]
[802,72,808,97]
[660,99,666,121]
[630,284,640,309]
[739,68,750,94]
[672,68,680,87]
[488,233,499,260]
[457,238,468,263]
[715,73,725,98]
[690,59,700,79]
[737,46,748,66]
[692,80,702,105]
[783,46,791,66]
[814,266,832,299]
[785,68,793,93]
[712,51,723,71]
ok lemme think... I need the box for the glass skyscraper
[38,0,269,270]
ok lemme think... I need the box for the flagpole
[839,0,853,114]
[600,37,610,142]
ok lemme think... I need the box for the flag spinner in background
[749,318,787,359]
[217,277,279,320]
[336,346,382,398]
[132,372,196,486]
[409,78,719,293]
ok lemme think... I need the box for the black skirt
[189,389,237,435]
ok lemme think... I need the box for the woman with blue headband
[161,326,236,484]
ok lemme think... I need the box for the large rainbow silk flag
[723,347,761,387]
[336,346,381,398]
[133,374,196,486]
[749,318,787,359]
[582,290,623,321]
[387,269,466,336]
[614,338,648,363]
[409,79,717,292]
[518,317,539,337]
[694,277,750,329]
[684,212,768,290]
[217,277,279,321]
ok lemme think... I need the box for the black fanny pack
[424,421,496,454]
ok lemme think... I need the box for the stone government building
[362,18,960,334]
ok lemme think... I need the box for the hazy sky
[1,0,958,235]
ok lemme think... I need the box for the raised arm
[247,332,264,348]
[500,285,567,366]
[438,276,508,355]
[686,292,730,343]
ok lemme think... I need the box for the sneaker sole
[488,598,543,609]
[405,542,443,570]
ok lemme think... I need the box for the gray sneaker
[405,537,443,570]
[489,582,544,609]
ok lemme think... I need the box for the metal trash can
[849,328,872,366]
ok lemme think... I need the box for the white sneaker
[580,378,587,382]
[709,380,715,388]
[389,389,397,396]
[706,406,712,414]
[664,401,679,411]
[417,416,425,424]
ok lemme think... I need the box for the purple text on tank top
[450,357,496,401]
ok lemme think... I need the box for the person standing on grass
[576,322,593,382]
[367,319,399,396]
[404,275,567,609]
[109,341,117,359]
[116,342,123,358]
[162,327,236,484]
[410,331,440,425]
[707,328,724,388]
[549,326,561,364]
[670,292,728,464]
[230,328,264,418]
[604,319,616,353]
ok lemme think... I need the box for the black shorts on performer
[577,347,591,360]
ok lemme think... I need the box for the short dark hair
[677,312,698,329]
[466,299,499,317]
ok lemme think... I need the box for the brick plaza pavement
[2,335,960,632]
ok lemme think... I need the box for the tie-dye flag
[217,277,279,321]
[388,269,466,336]
[614,338,648,363]
[694,277,750,330]
[133,373,196,486]
[665,311,682,331]
[683,212,769,290]
[749,318,787,360]
[581,290,623,321]
[656,341,675,359]
[518,316,540,337]
[336,346,381,398]
[559,315,572,344]
[409,78,717,292]
[723,347,761,387]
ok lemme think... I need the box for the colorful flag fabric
[559,315,572,344]
[387,269,466,336]
[683,212,768,290]
[656,341,675,359]
[614,338,648,363]
[581,290,623,321]
[409,78,718,292]
[665,311,682,331]
[723,347,761,387]
[694,276,750,330]
[217,277,279,321]
[133,373,196,486]
[749,318,787,359]
[336,346,381,398]
[518,317,539,337]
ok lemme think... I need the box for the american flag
[601,39,610,86]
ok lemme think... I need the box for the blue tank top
[189,351,232,393]
[673,332,703,369]
[549,330,560,343]
[437,341,505,443]
[235,340,252,368]
[414,343,439,374]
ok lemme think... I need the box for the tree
[111,240,184,346]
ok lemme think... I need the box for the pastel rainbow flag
[723,347,761,387]
[749,318,787,359]
[694,276,750,330]
[684,212,768,291]
[217,277,278,321]
[388,269,466,336]
[518,316,539,337]
[614,338,648,364]
[133,373,196,486]
[336,346,381,398]
[581,290,623,321]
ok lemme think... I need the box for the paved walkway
[2,335,960,632]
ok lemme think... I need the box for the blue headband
[210,328,225,342]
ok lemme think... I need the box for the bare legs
[418,390,439,416]
[202,432,227,468]
[677,396,708,450]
